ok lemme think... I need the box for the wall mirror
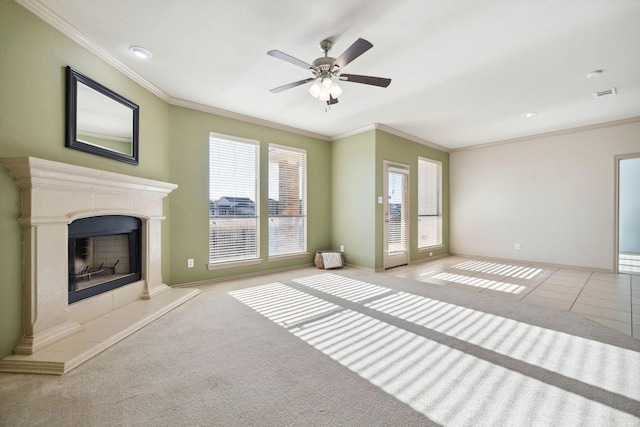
[66,66,139,165]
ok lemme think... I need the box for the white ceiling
[24,0,640,150]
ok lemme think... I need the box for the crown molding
[373,124,451,153]
[18,0,449,151]
[330,123,451,153]
[16,0,640,156]
[169,98,331,141]
[451,116,640,153]
[17,0,171,102]
[17,0,332,142]
[330,124,377,140]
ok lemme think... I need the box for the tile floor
[383,255,640,338]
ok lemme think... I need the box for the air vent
[593,87,617,99]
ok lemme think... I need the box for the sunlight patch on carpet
[293,273,640,402]
[229,282,338,326]
[230,280,639,426]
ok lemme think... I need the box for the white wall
[450,120,640,270]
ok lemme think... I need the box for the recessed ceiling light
[129,46,152,59]
[586,69,603,78]
[521,112,537,118]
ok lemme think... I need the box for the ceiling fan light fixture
[330,81,343,98]
[308,79,323,98]
[318,88,331,102]
[310,76,341,101]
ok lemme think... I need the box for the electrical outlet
[187,258,194,268]
[340,245,345,252]
[515,243,521,250]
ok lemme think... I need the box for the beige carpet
[1,267,639,426]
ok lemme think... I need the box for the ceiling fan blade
[267,50,314,71]
[339,74,391,87]
[332,38,373,70]
[269,78,316,93]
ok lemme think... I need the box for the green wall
[375,130,450,268]
[330,129,450,271]
[0,0,448,359]
[167,105,331,284]
[331,130,377,269]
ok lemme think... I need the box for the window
[418,157,442,249]
[209,134,259,265]
[268,144,306,257]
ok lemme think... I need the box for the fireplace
[0,157,200,375]
[68,215,142,303]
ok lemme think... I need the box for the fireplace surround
[0,157,200,374]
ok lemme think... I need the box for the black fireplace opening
[68,215,142,304]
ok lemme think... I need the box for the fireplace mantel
[3,156,178,223]
[0,157,200,375]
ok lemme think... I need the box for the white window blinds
[209,134,259,264]
[418,157,442,249]
[268,144,306,257]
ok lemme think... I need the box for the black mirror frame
[65,66,139,165]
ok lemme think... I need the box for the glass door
[383,161,409,269]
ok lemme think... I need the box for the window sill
[207,258,263,270]
[268,252,309,263]
[418,245,445,253]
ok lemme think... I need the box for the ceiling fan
[267,38,391,105]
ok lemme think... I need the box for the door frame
[383,160,410,270]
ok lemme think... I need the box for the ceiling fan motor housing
[314,39,339,75]
[312,57,337,74]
